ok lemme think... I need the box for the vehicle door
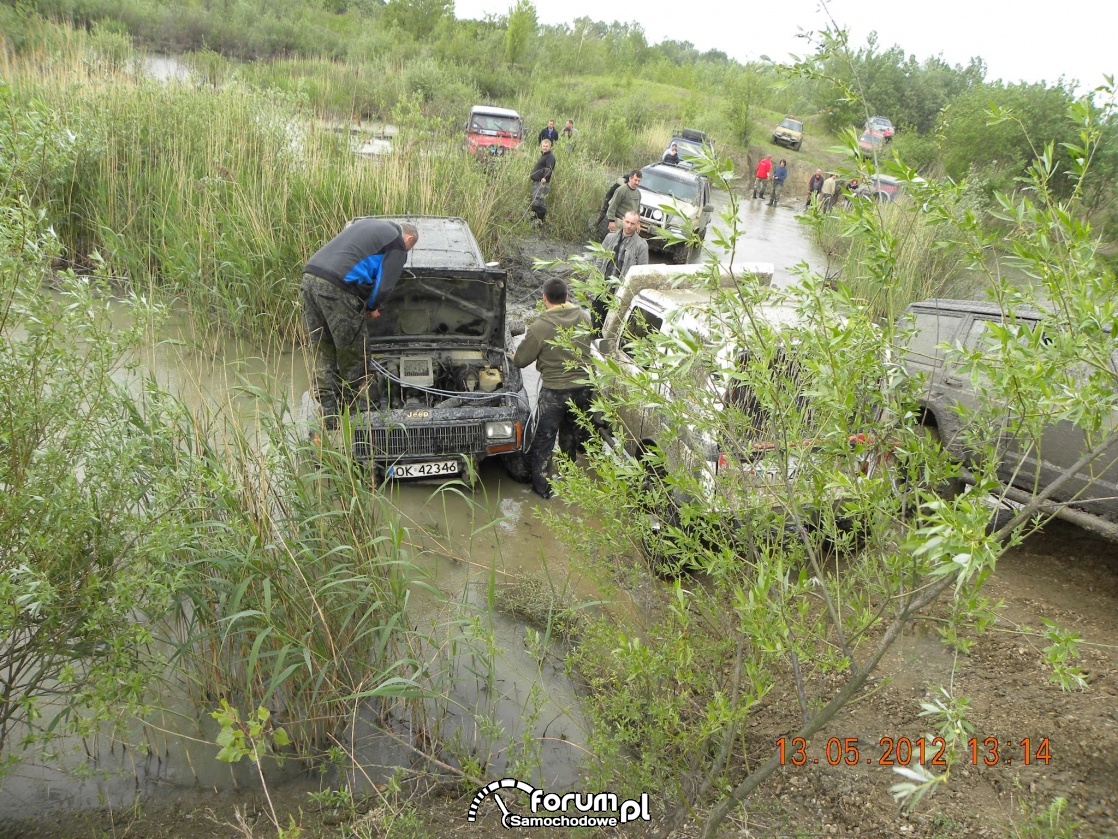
[901,305,969,452]
[699,178,713,234]
[607,300,666,457]
[968,319,1118,515]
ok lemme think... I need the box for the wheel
[502,451,532,484]
[671,242,698,264]
[912,424,964,501]
[793,141,802,151]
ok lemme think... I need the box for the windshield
[639,169,700,202]
[469,114,522,137]
[780,119,803,131]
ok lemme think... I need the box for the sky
[452,0,1114,92]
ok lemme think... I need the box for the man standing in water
[301,218,418,428]
[511,278,593,499]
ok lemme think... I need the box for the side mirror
[509,320,526,337]
[703,204,714,213]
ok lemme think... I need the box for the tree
[381,0,453,40]
[504,0,536,67]
[937,81,1077,183]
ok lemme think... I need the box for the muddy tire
[671,242,698,264]
[502,451,532,484]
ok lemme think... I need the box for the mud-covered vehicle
[636,163,714,263]
[350,216,532,483]
[465,105,524,159]
[771,116,804,151]
[902,298,1118,540]
[590,264,892,567]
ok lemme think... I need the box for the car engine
[356,349,519,411]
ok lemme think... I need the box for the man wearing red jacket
[752,156,773,199]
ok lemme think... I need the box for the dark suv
[902,298,1118,538]
[666,128,714,170]
[348,216,532,482]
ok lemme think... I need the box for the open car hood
[365,274,506,347]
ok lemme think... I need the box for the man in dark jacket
[511,277,593,499]
[301,218,419,425]
[805,168,824,208]
[538,120,559,144]
[530,139,557,222]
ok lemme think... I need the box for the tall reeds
[808,200,967,321]
[2,37,538,345]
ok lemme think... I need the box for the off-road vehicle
[902,298,1118,540]
[465,105,524,158]
[589,264,891,566]
[346,216,532,483]
[771,116,804,151]
[636,163,714,263]
[866,116,894,141]
[666,128,714,170]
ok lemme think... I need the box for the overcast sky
[453,0,1114,92]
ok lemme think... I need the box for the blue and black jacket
[304,219,409,310]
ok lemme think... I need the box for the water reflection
[705,186,823,287]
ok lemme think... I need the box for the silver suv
[902,298,1118,539]
[636,163,714,264]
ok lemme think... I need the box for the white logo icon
[467,778,651,829]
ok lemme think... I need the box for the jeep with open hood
[636,163,714,264]
[348,216,532,483]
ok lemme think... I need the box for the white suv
[636,163,714,264]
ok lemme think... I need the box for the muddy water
[705,182,821,287]
[1,191,827,819]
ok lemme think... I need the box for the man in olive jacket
[605,169,643,234]
[511,277,593,499]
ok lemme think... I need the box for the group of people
[300,216,597,500]
[529,119,580,224]
[804,169,858,212]
[751,156,788,205]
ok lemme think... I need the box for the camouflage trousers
[300,273,370,419]
[528,386,593,498]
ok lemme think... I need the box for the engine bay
[355,347,521,411]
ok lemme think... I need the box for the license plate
[386,459,461,479]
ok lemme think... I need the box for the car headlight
[485,421,515,440]
[649,207,663,221]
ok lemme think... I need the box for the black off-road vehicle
[347,216,532,483]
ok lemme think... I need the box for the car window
[904,312,964,362]
[966,317,1046,352]
[620,305,663,365]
